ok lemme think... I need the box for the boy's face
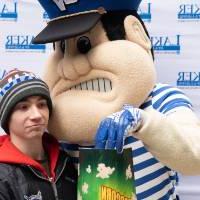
[8,96,49,140]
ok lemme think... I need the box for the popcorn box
[78,148,136,200]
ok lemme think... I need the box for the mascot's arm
[136,107,200,175]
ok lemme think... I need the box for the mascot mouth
[69,78,112,92]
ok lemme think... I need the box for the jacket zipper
[55,157,68,183]
[27,166,59,200]
[48,157,69,200]
[49,177,59,200]
[27,157,69,200]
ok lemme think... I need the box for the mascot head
[34,0,156,145]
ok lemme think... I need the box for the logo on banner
[151,35,180,54]
[5,35,46,52]
[0,1,18,21]
[52,0,78,11]
[178,4,200,20]
[177,72,200,87]
[138,3,151,22]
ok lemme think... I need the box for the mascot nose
[77,36,92,54]
[58,46,92,81]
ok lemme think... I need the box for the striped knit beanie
[0,69,52,133]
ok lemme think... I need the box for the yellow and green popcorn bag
[78,148,136,200]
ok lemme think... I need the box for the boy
[0,69,77,200]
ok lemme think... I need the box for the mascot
[33,0,200,199]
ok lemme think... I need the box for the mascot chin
[33,0,200,199]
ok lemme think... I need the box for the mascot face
[43,15,156,144]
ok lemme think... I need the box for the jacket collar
[0,133,59,178]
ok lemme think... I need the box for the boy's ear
[124,15,152,56]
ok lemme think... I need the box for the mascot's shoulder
[151,83,191,112]
[153,83,185,96]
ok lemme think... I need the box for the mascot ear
[124,15,152,56]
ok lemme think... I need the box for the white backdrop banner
[0,0,52,76]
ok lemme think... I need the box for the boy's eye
[38,101,48,108]
[21,105,28,110]
[15,104,28,111]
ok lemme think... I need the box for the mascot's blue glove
[95,104,142,153]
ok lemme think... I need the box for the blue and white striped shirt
[60,83,192,200]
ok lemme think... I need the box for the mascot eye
[77,36,91,54]
[60,40,66,53]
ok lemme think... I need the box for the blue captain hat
[33,0,142,44]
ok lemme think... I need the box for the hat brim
[33,12,102,44]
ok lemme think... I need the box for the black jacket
[0,134,77,200]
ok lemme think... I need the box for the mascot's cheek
[43,51,64,90]
[89,41,156,107]
[48,95,124,144]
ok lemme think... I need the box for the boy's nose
[29,106,42,120]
